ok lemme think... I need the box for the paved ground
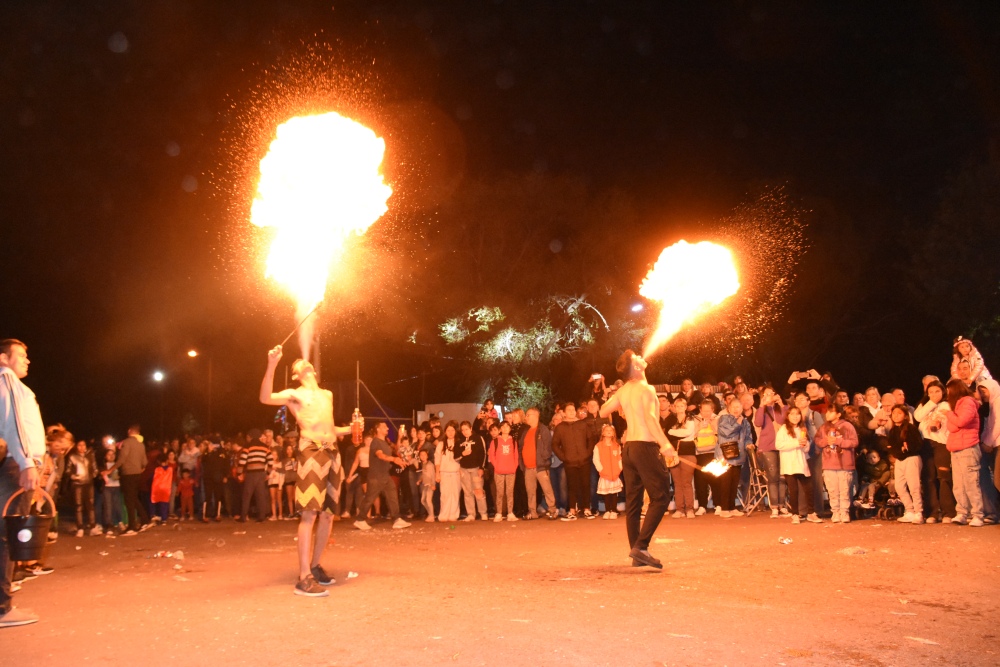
[7,512,1000,666]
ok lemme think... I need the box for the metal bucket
[3,488,54,562]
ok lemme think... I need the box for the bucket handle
[3,487,55,517]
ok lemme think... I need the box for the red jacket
[946,396,981,452]
[151,463,175,503]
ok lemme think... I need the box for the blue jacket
[717,414,753,466]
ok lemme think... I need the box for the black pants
[120,473,149,530]
[694,452,723,509]
[203,478,226,519]
[784,473,814,516]
[0,457,27,615]
[357,475,399,521]
[74,484,95,529]
[717,464,742,511]
[622,441,670,551]
[933,442,956,518]
[565,464,591,513]
[241,470,269,520]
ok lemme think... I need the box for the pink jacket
[488,436,519,475]
[946,396,981,452]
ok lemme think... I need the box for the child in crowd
[856,449,891,508]
[282,443,297,519]
[267,449,285,521]
[151,450,176,523]
[419,448,436,522]
[100,447,123,534]
[775,407,822,524]
[592,424,623,519]
[887,406,924,524]
[951,336,992,385]
[68,440,100,537]
[816,404,859,523]
[177,469,196,521]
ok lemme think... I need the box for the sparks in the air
[638,240,740,358]
[250,111,392,360]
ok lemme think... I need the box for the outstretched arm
[599,392,620,419]
[259,346,296,406]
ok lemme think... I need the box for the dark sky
[2,1,998,439]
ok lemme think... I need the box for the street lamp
[152,370,165,440]
[187,349,213,433]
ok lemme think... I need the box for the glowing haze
[639,240,740,358]
[251,112,392,361]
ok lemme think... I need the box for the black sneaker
[310,564,335,586]
[294,575,329,597]
[13,569,34,582]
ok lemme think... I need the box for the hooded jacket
[946,395,981,452]
[979,378,1000,452]
[951,340,992,386]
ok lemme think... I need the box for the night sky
[3,1,999,439]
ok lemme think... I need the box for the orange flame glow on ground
[251,112,391,360]
[639,240,740,358]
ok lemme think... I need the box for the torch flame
[251,111,392,361]
[639,240,739,358]
[701,459,731,477]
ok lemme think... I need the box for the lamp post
[187,350,213,434]
[152,370,165,440]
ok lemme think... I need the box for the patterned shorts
[296,442,343,515]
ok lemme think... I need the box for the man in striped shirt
[0,339,46,627]
[238,428,274,522]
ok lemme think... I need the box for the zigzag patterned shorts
[296,442,343,515]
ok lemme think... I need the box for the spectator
[592,424,623,519]
[489,421,519,521]
[457,421,488,521]
[434,421,462,523]
[201,441,228,522]
[692,399,720,515]
[815,404,858,523]
[99,447,123,534]
[397,432,420,520]
[552,403,597,520]
[151,450,176,523]
[951,336,992,385]
[697,382,722,414]
[944,379,984,526]
[239,429,273,523]
[664,397,697,518]
[914,380,951,523]
[177,469,196,521]
[68,440,100,537]
[267,444,285,521]
[887,406,924,524]
[419,448,436,522]
[112,424,150,535]
[754,386,788,517]
[354,422,410,531]
[716,396,752,517]
[519,407,557,520]
[775,407,822,524]
[345,432,371,519]
[281,442,297,519]
[975,380,999,524]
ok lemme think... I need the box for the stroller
[852,449,901,520]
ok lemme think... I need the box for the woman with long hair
[435,421,463,522]
[753,385,788,517]
[887,406,924,524]
[944,379,983,526]
[775,407,822,524]
[914,380,952,522]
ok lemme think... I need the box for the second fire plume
[639,240,740,358]
[251,111,392,362]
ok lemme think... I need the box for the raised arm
[259,346,296,406]
[599,391,621,419]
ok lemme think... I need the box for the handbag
[719,441,740,460]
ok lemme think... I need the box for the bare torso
[286,386,335,442]
[616,380,664,444]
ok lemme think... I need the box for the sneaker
[969,517,985,527]
[695,507,706,516]
[151,517,162,525]
[685,510,695,518]
[610,512,618,519]
[75,529,84,538]
[952,515,968,525]
[941,516,952,524]
[424,516,435,523]
[547,512,559,520]
[925,516,938,524]
[268,516,277,522]
[89,525,103,536]
[985,516,997,525]
[10,581,20,593]
[294,575,329,597]
[310,564,335,586]
[897,513,913,523]
[806,513,823,523]
[911,515,925,524]
[719,510,731,518]
[770,509,780,519]
[507,513,519,522]
[602,511,612,519]
[560,512,578,522]
[831,514,842,524]
[392,518,411,529]
[582,509,594,519]
[353,520,372,531]
[105,531,116,538]
[24,564,54,576]
[714,507,722,516]
[667,500,676,511]
[861,502,875,509]
[730,509,744,517]
[0,607,39,627]
[779,507,791,516]
[462,516,475,522]
[13,570,35,582]
[791,515,801,524]
[121,529,138,536]
[494,514,503,523]
[672,510,684,519]
[139,523,154,532]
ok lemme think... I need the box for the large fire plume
[639,240,740,358]
[251,111,392,361]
